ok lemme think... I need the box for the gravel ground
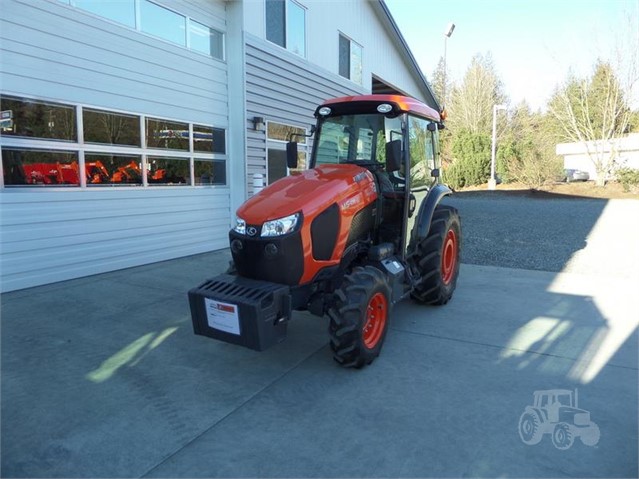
[441,191,639,276]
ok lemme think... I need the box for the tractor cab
[287,95,445,258]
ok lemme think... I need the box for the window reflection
[147,157,189,185]
[2,149,79,186]
[195,159,226,185]
[140,0,186,46]
[193,125,225,153]
[146,118,189,150]
[1,97,228,188]
[0,96,76,141]
[84,109,140,146]
[75,0,136,28]
[267,122,305,144]
[85,154,142,186]
[189,20,223,59]
[287,0,305,57]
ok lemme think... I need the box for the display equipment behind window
[1,96,227,188]
[2,149,80,186]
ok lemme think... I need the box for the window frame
[264,0,307,58]
[0,95,228,189]
[338,32,363,85]
[265,120,308,185]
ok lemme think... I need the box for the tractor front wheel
[410,205,461,305]
[552,422,575,450]
[328,266,391,368]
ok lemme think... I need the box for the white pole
[489,104,506,190]
[489,105,498,190]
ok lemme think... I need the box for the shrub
[443,130,491,189]
[616,167,639,192]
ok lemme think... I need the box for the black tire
[226,261,237,275]
[328,266,391,368]
[410,205,461,305]
[518,411,543,445]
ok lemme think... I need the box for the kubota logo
[216,304,235,313]
[518,389,600,450]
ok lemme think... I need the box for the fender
[410,183,453,243]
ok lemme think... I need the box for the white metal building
[557,133,639,181]
[0,0,438,292]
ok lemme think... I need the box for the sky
[385,0,639,111]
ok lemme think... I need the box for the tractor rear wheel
[328,266,391,368]
[410,205,461,305]
[518,411,543,445]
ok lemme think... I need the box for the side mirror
[286,141,298,169]
[431,168,440,178]
[385,139,402,173]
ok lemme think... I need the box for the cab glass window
[408,116,436,188]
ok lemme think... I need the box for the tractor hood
[237,164,378,224]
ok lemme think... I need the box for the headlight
[233,217,246,235]
[261,213,299,237]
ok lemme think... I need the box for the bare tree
[447,52,507,135]
[548,14,638,186]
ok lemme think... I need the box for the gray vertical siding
[244,34,365,196]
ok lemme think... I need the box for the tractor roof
[320,94,441,123]
[534,389,573,395]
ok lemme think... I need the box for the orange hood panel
[237,164,377,223]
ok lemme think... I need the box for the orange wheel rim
[441,229,457,285]
[362,292,388,349]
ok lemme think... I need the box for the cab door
[404,115,438,255]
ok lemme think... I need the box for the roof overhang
[371,1,440,112]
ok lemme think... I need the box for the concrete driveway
[1,198,638,478]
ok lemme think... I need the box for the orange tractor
[188,95,461,367]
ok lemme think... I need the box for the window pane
[287,0,305,57]
[351,41,363,85]
[83,109,140,146]
[147,157,189,185]
[140,0,186,46]
[0,96,76,141]
[267,149,287,184]
[189,20,223,59]
[408,116,435,188]
[193,125,225,153]
[75,0,136,28]
[195,159,226,185]
[85,154,142,186]
[146,118,189,150]
[265,0,285,47]
[339,35,350,79]
[2,149,79,186]
[267,122,305,144]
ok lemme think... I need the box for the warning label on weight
[204,298,240,335]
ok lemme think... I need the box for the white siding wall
[243,0,428,101]
[1,189,229,291]
[0,0,231,292]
